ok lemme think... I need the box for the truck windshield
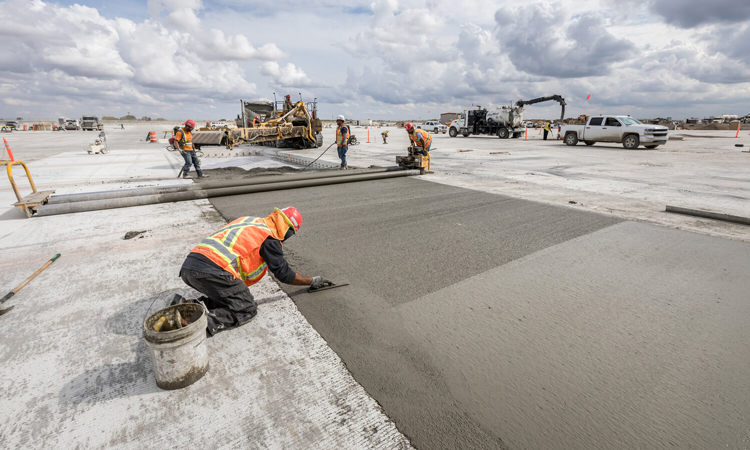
[620,117,641,125]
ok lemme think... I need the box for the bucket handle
[143,293,208,323]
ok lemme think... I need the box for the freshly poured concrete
[211,177,750,449]
[209,177,621,449]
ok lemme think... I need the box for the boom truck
[449,95,566,139]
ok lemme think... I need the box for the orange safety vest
[409,129,431,148]
[190,209,295,286]
[175,129,193,151]
[253,118,259,126]
[336,125,350,146]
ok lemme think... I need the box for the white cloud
[259,61,323,88]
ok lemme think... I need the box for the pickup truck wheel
[644,145,658,149]
[449,128,457,137]
[622,134,640,149]
[564,133,578,146]
[584,141,595,146]
[497,127,509,139]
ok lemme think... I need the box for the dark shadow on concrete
[58,340,161,405]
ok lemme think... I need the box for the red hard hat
[405,122,414,131]
[185,119,196,128]
[255,115,259,119]
[280,206,302,233]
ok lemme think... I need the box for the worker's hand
[310,276,328,289]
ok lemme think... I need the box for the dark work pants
[181,150,203,177]
[180,269,257,336]
[543,129,549,140]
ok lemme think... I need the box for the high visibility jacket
[253,118,259,126]
[544,122,551,132]
[190,209,295,286]
[409,129,432,148]
[175,129,194,151]
[336,125,350,146]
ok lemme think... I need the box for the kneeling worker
[405,122,431,155]
[179,207,328,336]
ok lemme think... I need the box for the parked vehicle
[5,120,20,130]
[65,119,81,130]
[81,116,103,131]
[560,115,669,149]
[417,121,447,134]
[449,95,566,139]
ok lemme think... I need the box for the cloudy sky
[1,0,749,121]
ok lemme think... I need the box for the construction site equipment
[46,167,400,204]
[143,303,209,390]
[3,160,55,217]
[233,97,323,149]
[85,139,108,154]
[308,281,350,293]
[81,116,103,131]
[0,253,61,316]
[36,169,421,216]
[397,146,432,174]
[449,95,566,139]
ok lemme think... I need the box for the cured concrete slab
[209,177,623,449]
[0,147,412,449]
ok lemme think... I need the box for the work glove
[310,276,328,289]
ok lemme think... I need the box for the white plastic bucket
[143,303,209,390]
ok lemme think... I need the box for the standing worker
[405,123,431,155]
[336,115,350,170]
[253,115,260,126]
[177,207,328,336]
[381,130,389,144]
[175,119,207,179]
[543,122,551,140]
[283,95,294,113]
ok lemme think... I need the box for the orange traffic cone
[2,138,14,161]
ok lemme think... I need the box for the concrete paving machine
[233,96,324,149]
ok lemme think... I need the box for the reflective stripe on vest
[336,125,349,145]
[410,129,431,148]
[192,217,275,286]
[177,129,194,151]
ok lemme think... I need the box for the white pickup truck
[417,121,447,134]
[561,115,668,149]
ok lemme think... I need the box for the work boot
[183,173,189,179]
[197,174,209,178]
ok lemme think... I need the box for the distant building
[440,112,460,125]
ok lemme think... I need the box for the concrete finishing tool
[0,253,61,316]
[308,281,349,293]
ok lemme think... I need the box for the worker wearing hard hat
[335,115,350,170]
[253,115,260,126]
[405,123,431,155]
[174,119,206,178]
[177,207,329,336]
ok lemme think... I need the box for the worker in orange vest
[253,115,260,126]
[174,119,206,178]
[335,115,350,169]
[405,123,431,155]
[177,207,328,336]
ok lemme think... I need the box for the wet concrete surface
[209,176,624,449]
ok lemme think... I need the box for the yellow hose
[425,151,431,171]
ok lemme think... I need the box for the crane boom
[516,95,567,122]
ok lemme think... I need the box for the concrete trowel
[308,280,349,293]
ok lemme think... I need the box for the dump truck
[449,95,566,139]
[81,116,103,131]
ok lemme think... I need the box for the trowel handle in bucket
[1,253,61,304]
